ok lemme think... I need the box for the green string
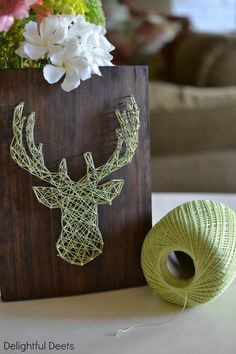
[141,200,236,307]
[10,97,140,266]
[115,294,188,337]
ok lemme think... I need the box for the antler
[10,103,70,187]
[83,96,140,183]
[11,97,140,188]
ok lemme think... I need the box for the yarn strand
[115,294,188,337]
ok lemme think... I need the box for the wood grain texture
[0,66,151,301]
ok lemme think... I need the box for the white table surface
[1,193,236,354]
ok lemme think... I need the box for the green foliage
[43,0,88,16]
[42,0,105,25]
[0,18,45,69]
[84,0,105,26]
[0,20,25,69]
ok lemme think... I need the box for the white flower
[71,17,115,75]
[43,39,91,92]
[79,31,114,76]
[16,14,115,92]
[67,15,93,40]
[20,15,74,60]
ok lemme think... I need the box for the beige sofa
[149,31,236,193]
[150,82,236,192]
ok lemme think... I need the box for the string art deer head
[10,96,140,265]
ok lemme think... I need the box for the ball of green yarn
[141,200,236,307]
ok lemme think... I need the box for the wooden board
[0,66,151,301]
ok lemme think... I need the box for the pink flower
[0,0,38,32]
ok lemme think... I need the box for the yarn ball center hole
[167,251,195,280]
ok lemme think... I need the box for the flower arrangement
[0,0,115,91]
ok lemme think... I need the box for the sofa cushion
[150,81,236,154]
[151,150,236,192]
[164,32,236,86]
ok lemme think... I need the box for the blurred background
[103,0,236,193]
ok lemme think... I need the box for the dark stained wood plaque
[0,66,151,301]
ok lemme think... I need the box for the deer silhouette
[10,97,140,265]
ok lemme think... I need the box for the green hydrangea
[43,0,87,16]
[84,0,105,26]
[42,0,105,25]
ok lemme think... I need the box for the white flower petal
[69,18,99,41]
[91,65,102,76]
[92,48,113,60]
[86,33,100,47]
[49,25,68,45]
[15,42,31,59]
[50,40,80,65]
[40,16,68,45]
[61,69,81,92]
[23,43,48,59]
[50,49,67,66]
[78,51,91,66]
[74,15,86,24]
[39,16,56,40]
[23,21,42,45]
[104,61,114,67]
[94,25,106,35]
[48,44,64,56]
[69,56,86,67]
[43,65,65,84]
[79,66,92,81]
[61,15,75,27]
[64,39,81,57]
[99,36,115,52]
